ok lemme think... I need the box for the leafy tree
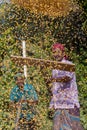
[0,2,87,130]
[76,0,87,32]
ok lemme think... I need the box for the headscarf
[52,43,68,59]
[14,73,25,80]
[52,43,65,52]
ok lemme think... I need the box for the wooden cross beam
[11,55,75,72]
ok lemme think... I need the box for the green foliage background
[0,2,87,130]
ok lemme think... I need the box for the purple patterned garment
[49,58,80,109]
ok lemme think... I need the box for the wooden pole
[11,55,75,72]
[22,40,27,78]
[15,41,27,130]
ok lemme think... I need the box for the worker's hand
[9,101,20,109]
[46,77,53,84]
[55,76,72,82]
[47,76,72,83]
[19,99,38,104]
[27,100,38,104]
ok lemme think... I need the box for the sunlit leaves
[11,0,78,17]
